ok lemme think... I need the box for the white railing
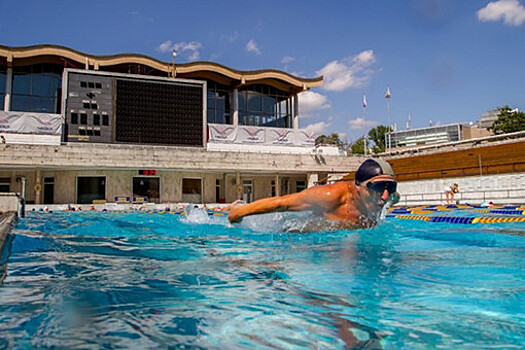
[400,188,525,206]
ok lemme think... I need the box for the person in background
[444,183,460,204]
[228,158,398,229]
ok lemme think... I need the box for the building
[388,123,492,149]
[0,44,357,205]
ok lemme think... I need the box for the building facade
[0,44,357,205]
[388,123,492,149]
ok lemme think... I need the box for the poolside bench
[92,199,106,204]
[132,196,148,204]
[114,196,130,204]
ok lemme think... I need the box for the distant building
[478,109,500,129]
[389,123,492,149]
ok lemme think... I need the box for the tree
[489,106,525,134]
[349,136,370,154]
[315,133,344,147]
[367,125,392,154]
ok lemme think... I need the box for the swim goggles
[366,180,397,194]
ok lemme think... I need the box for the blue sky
[1,0,525,143]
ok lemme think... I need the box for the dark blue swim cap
[355,158,394,185]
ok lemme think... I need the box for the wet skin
[228,174,396,228]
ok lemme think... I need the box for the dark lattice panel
[115,79,203,146]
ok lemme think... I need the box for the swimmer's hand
[228,206,243,223]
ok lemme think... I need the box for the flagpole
[385,86,391,152]
[363,94,367,156]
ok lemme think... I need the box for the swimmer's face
[362,175,397,207]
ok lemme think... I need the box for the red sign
[139,170,156,176]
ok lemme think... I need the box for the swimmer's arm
[228,184,343,223]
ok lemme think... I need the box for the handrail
[401,188,525,205]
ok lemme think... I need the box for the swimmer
[228,158,398,229]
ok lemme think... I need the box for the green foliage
[367,125,392,154]
[489,106,525,134]
[315,132,344,147]
[350,136,368,154]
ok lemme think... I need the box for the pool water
[1,210,524,348]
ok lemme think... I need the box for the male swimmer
[228,158,398,229]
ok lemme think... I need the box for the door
[43,177,54,204]
[242,180,253,203]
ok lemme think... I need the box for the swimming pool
[1,209,524,348]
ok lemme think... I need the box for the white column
[307,173,318,188]
[35,168,42,205]
[233,89,239,126]
[274,174,280,197]
[4,67,13,111]
[236,172,242,200]
[293,95,299,129]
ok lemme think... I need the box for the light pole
[172,49,177,78]
[363,94,367,156]
[385,86,391,152]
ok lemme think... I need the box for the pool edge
[0,212,16,254]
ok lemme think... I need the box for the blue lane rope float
[387,205,525,224]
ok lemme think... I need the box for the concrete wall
[0,143,359,174]
[0,193,20,213]
[398,172,525,205]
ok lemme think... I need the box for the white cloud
[304,121,331,135]
[348,117,378,130]
[281,56,295,64]
[316,50,377,91]
[246,39,261,55]
[156,40,203,61]
[477,0,525,26]
[298,91,331,118]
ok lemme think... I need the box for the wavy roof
[0,44,322,92]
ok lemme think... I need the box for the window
[77,176,105,204]
[93,113,100,125]
[80,113,87,124]
[0,177,10,193]
[95,82,102,89]
[87,129,94,136]
[88,82,94,88]
[94,129,101,136]
[71,112,78,124]
[206,81,231,124]
[91,102,97,110]
[79,129,86,135]
[80,81,87,88]
[0,65,6,110]
[83,102,90,109]
[182,178,202,203]
[296,180,306,192]
[133,177,160,204]
[11,63,62,113]
[102,114,109,126]
[238,84,291,128]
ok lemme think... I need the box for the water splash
[180,205,210,224]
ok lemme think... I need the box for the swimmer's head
[355,158,395,185]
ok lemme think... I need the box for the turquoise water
[1,210,524,349]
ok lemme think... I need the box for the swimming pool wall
[398,172,525,205]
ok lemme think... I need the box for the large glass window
[182,178,202,203]
[0,65,6,110]
[238,84,292,128]
[11,63,63,113]
[77,176,105,204]
[207,81,231,124]
[133,177,160,204]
